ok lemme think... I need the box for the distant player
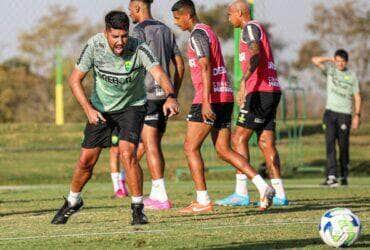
[129,0,185,210]
[312,50,361,187]
[109,129,128,198]
[51,11,179,225]
[171,0,275,214]
[217,0,288,207]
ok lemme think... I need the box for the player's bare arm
[68,68,106,125]
[198,56,216,121]
[352,92,362,130]
[149,65,179,117]
[311,56,334,71]
[237,41,260,107]
[172,54,185,96]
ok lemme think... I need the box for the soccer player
[109,129,129,198]
[216,0,288,207]
[171,0,275,214]
[128,0,185,210]
[51,11,179,225]
[312,50,361,187]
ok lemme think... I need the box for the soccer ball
[319,208,361,248]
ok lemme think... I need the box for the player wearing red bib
[217,0,288,207]
[171,0,275,214]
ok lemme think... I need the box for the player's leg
[51,118,113,225]
[117,105,148,225]
[258,130,288,205]
[180,121,213,213]
[211,127,274,211]
[52,149,102,224]
[216,127,253,206]
[110,145,128,198]
[141,100,171,210]
[323,110,339,187]
[337,113,351,185]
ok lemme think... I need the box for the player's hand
[163,97,179,117]
[237,89,246,108]
[86,107,106,125]
[202,101,216,122]
[351,115,360,131]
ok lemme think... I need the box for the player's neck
[241,17,252,28]
[138,11,153,23]
[188,17,200,32]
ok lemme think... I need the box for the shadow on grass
[0,204,122,217]
[163,197,370,224]
[207,234,370,249]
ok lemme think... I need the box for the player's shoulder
[242,22,262,44]
[137,19,170,31]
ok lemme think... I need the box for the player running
[51,11,179,225]
[109,129,129,198]
[171,0,275,214]
[128,0,185,210]
[217,0,288,207]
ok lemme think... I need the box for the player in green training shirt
[51,11,179,225]
[312,49,362,187]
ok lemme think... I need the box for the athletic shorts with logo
[144,99,168,133]
[237,92,281,132]
[82,105,146,148]
[187,103,234,129]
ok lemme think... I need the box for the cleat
[144,198,172,210]
[131,203,148,225]
[215,193,250,206]
[119,180,129,196]
[179,201,213,214]
[272,196,289,206]
[340,178,348,186]
[114,189,126,198]
[321,177,339,187]
[51,197,83,225]
[259,186,275,211]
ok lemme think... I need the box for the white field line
[2,219,369,242]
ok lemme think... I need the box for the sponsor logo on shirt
[189,59,196,68]
[268,77,280,87]
[239,52,246,62]
[268,61,277,70]
[212,67,227,76]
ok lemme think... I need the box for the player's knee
[215,145,231,161]
[183,141,197,157]
[76,158,94,172]
[120,149,137,166]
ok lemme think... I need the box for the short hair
[130,0,153,6]
[334,49,349,62]
[171,0,196,17]
[105,11,130,31]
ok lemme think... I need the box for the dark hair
[105,11,130,31]
[334,49,349,62]
[171,0,196,17]
[130,0,153,5]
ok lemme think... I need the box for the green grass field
[0,179,369,249]
[0,121,369,248]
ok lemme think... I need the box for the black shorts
[82,105,146,148]
[144,99,167,133]
[236,92,281,132]
[187,103,234,129]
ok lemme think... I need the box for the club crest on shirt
[124,61,133,71]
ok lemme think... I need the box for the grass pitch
[0,178,369,249]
